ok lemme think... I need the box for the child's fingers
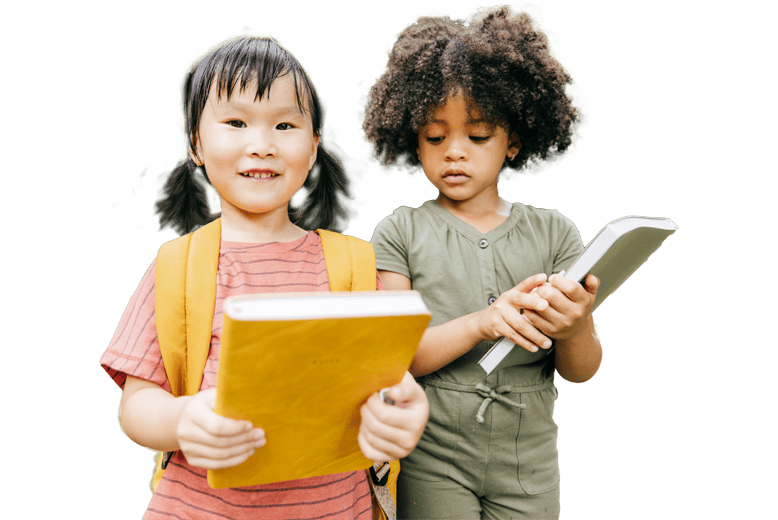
[382,371,424,407]
[362,389,425,436]
[357,430,394,463]
[359,406,414,453]
[179,423,266,470]
[358,403,415,461]
[187,389,255,437]
[182,441,258,470]
[514,273,548,294]
[545,273,599,304]
[500,314,553,352]
[583,274,600,295]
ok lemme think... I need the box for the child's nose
[245,129,276,157]
[444,137,468,161]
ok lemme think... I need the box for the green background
[6,0,776,520]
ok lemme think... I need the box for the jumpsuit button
[478,238,489,248]
[487,296,497,305]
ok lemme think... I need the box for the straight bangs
[185,37,321,155]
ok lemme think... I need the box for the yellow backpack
[151,218,399,519]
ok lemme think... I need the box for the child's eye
[277,123,295,130]
[226,120,246,128]
[470,135,491,143]
[425,136,444,144]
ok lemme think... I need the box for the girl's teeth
[243,172,275,178]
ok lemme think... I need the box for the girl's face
[417,93,520,208]
[195,74,319,225]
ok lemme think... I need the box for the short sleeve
[551,212,584,274]
[371,208,412,278]
[100,260,171,392]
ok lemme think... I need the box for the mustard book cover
[207,291,431,489]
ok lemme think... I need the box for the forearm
[554,315,602,383]
[120,376,191,452]
[410,312,485,377]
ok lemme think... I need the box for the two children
[365,7,601,519]
[105,6,600,520]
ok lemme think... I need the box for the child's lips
[442,170,469,183]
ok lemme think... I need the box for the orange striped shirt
[101,232,373,520]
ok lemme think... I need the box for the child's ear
[507,133,521,161]
[309,136,320,169]
[189,139,204,166]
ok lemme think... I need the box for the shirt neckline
[220,230,317,251]
[423,200,525,243]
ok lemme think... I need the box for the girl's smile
[195,74,318,235]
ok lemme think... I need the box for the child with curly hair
[364,7,602,519]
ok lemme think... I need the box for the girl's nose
[444,136,467,161]
[246,129,276,157]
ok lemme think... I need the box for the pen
[379,388,395,406]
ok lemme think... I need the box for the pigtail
[290,144,350,232]
[155,158,215,235]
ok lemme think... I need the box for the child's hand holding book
[476,273,553,353]
[358,371,429,462]
[523,273,600,340]
[176,388,267,471]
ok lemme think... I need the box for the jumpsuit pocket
[400,384,461,481]
[516,385,560,494]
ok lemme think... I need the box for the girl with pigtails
[101,36,428,520]
[365,7,602,519]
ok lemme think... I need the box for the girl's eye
[277,123,295,130]
[426,136,444,144]
[227,120,246,128]
[470,135,491,143]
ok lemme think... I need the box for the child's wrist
[471,310,492,342]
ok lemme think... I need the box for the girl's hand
[358,372,429,462]
[176,388,266,470]
[525,273,599,340]
[476,273,553,352]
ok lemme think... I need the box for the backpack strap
[155,218,221,397]
[151,218,220,491]
[316,229,376,291]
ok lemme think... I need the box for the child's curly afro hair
[363,6,579,171]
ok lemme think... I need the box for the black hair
[156,36,350,235]
[363,6,579,171]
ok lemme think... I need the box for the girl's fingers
[501,314,552,352]
[357,421,407,462]
[514,273,548,293]
[182,424,265,450]
[357,432,394,463]
[183,442,258,470]
[583,274,600,295]
[180,427,266,469]
[185,389,257,439]
[381,371,426,408]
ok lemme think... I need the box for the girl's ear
[507,133,522,161]
[189,135,204,166]
[309,136,320,170]
[189,149,203,166]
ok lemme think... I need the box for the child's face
[195,74,319,223]
[417,93,520,207]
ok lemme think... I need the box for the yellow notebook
[208,290,431,489]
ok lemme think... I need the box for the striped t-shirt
[101,231,373,520]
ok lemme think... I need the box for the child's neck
[219,206,307,243]
[436,193,512,234]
